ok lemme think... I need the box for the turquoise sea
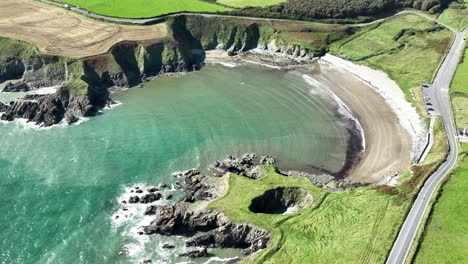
[0,64,348,263]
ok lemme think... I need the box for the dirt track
[318,64,412,183]
[0,0,167,58]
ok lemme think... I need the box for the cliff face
[0,16,316,126]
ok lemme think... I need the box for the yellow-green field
[217,0,285,8]
[55,0,231,18]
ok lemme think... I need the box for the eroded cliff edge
[0,15,354,126]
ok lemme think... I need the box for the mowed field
[0,0,168,58]
[56,0,230,18]
[414,147,468,263]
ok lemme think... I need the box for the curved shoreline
[206,51,414,183]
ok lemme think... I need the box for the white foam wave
[112,183,177,261]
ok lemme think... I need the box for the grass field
[414,145,468,263]
[56,0,231,18]
[0,0,168,58]
[450,47,468,130]
[330,13,453,105]
[438,0,468,31]
[217,0,285,7]
[208,166,410,263]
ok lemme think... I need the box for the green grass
[0,37,38,67]
[438,1,468,31]
[217,0,285,7]
[209,166,410,263]
[451,47,468,129]
[330,13,454,103]
[414,147,468,263]
[56,0,231,18]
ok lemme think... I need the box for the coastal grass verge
[208,166,411,263]
[450,46,468,130]
[413,144,468,263]
[53,0,231,18]
[329,13,454,110]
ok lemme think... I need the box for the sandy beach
[315,61,413,183]
[208,51,417,183]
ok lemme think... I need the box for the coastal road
[386,26,466,264]
[40,0,429,28]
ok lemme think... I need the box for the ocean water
[0,64,348,263]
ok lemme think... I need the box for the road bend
[386,28,466,264]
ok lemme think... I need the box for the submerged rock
[178,248,208,258]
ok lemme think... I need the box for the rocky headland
[119,153,365,261]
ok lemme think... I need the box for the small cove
[0,63,350,263]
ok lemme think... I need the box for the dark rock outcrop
[142,159,271,259]
[2,81,30,92]
[0,89,97,127]
[186,223,269,256]
[208,153,275,179]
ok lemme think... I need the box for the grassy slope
[329,13,454,109]
[438,0,468,30]
[209,167,409,264]
[451,46,468,129]
[414,145,468,263]
[217,0,285,7]
[57,0,230,18]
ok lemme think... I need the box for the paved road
[386,24,466,264]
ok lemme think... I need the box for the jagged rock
[159,183,168,189]
[140,193,162,204]
[186,223,269,256]
[165,194,173,200]
[147,187,158,193]
[144,205,158,215]
[171,169,199,178]
[267,40,281,53]
[128,196,140,204]
[0,102,8,112]
[260,156,275,165]
[0,88,97,127]
[65,112,79,125]
[22,94,44,101]
[2,81,30,92]
[178,248,208,258]
[162,244,175,249]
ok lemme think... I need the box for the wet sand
[316,61,412,183]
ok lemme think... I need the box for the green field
[330,13,453,106]
[56,0,231,18]
[217,0,285,7]
[451,47,468,129]
[438,0,468,31]
[208,167,410,263]
[414,146,468,263]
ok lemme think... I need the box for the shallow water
[0,64,348,263]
